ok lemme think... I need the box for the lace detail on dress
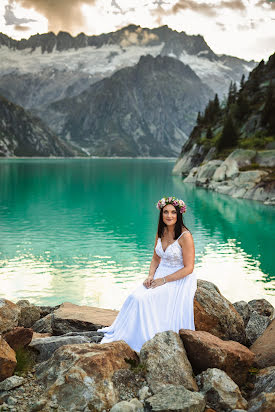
[155,230,189,267]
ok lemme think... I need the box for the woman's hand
[143,275,154,288]
[150,278,165,288]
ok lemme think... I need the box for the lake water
[0,158,274,309]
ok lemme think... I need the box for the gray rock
[172,143,208,176]
[255,150,275,167]
[112,368,144,401]
[233,170,268,189]
[0,376,24,392]
[144,384,205,412]
[38,305,60,318]
[233,300,251,327]
[140,330,198,394]
[247,392,275,412]
[245,311,270,346]
[32,314,53,334]
[30,399,48,412]
[184,167,199,183]
[138,386,152,402]
[195,279,246,344]
[110,398,144,412]
[196,368,247,411]
[225,149,256,168]
[29,335,90,361]
[250,366,275,398]
[248,299,274,319]
[212,158,239,181]
[17,300,41,329]
[196,160,223,183]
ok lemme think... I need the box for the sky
[0,0,274,62]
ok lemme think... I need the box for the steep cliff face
[173,53,275,204]
[36,54,213,157]
[0,95,83,157]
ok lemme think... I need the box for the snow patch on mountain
[0,43,164,76]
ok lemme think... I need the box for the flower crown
[156,196,187,214]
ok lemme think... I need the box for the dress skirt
[97,262,197,353]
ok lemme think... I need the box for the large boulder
[196,368,247,411]
[247,392,275,412]
[250,366,275,399]
[139,330,198,394]
[51,302,119,335]
[255,150,275,167]
[250,319,275,368]
[29,334,91,361]
[184,167,199,183]
[212,158,239,181]
[245,311,270,346]
[196,160,223,184]
[3,327,33,351]
[248,299,274,319]
[17,300,41,328]
[225,149,256,168]
[233,170,268,190]
[194,280,246,344]
[179,329,255,386]
[0,299,20,334]
[233,299,272,345]
[110,398,144,412]
[144,384,206,412]
[32,313,53,334]
[0,336,17,382]
[35,341,139,411]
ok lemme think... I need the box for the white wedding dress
[97,230,197,353]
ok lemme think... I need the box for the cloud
[16,0,98,33]
[4,1,36,25]
[152,0,246,20]
[256,0,275,10]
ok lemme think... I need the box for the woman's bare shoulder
[178,229,193,245]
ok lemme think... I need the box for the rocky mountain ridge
[0,25,257,109]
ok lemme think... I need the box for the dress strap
[177,230,189,240]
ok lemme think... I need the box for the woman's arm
[165,231,195,282]
[148,232,161,278]
[143,233,161,288]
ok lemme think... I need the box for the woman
[97,196,197,354]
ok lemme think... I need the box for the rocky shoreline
[0,279,274,412]
[173,148,275,206]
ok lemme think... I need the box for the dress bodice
[155,230,189,267]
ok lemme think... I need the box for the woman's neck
[165,225,175,235]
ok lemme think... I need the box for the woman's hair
[157,205,190,239]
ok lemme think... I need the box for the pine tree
[206,127,213,139]
[261,80,275,134]
[197,111,202,125]
[240,74,245,90]
[235,93,250,121]
[213,93,220,115]
[226,81,237,111]
[217,114,238,151]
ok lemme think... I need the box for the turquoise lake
[0,158,274,309]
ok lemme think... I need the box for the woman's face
[162,204,177,226]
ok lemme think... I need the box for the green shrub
[14,347,37,375]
